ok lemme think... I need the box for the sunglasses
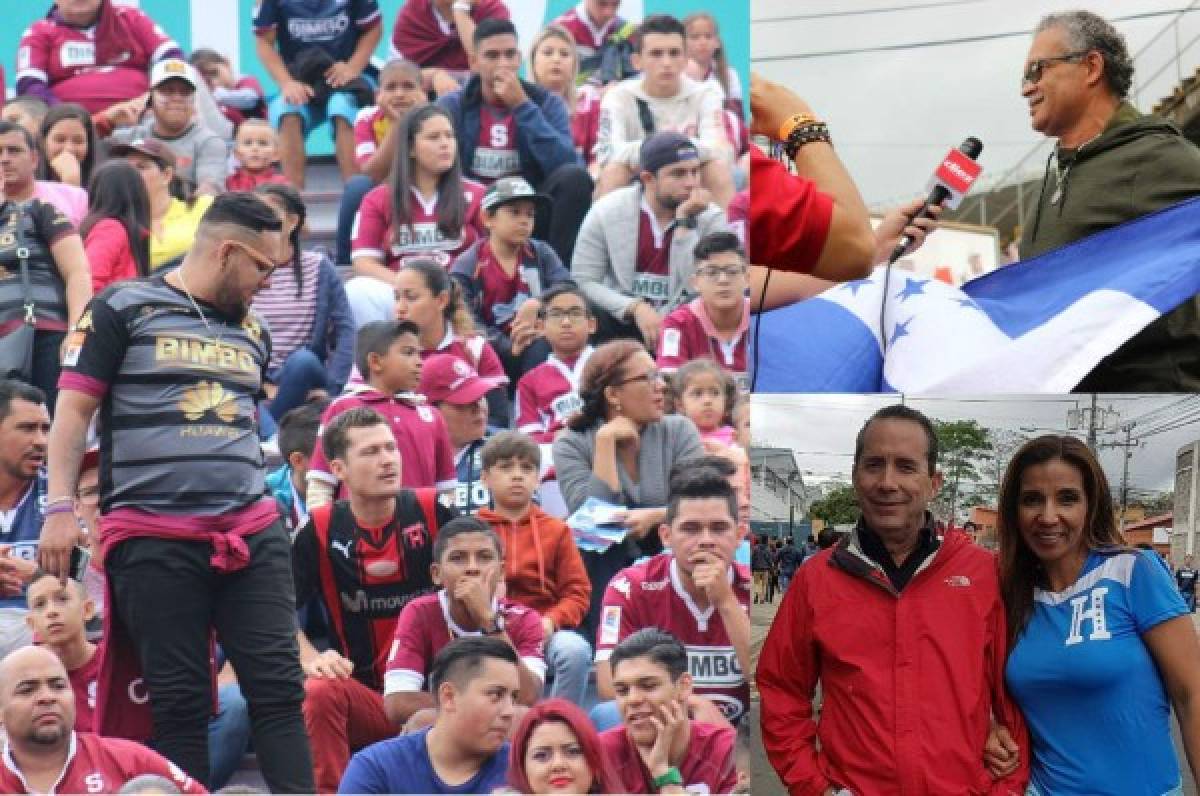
[1022,51,1090,87]
[223,241,279,277]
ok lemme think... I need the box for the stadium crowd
[0,0,758,793]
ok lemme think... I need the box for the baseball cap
[107,137,176,170]
[639,131,699,175]
[150,58,198,90]
[420,354,502,405]
[481,177,550,214]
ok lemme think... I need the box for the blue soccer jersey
[254,0,382,65]
[1006,549,1188,795]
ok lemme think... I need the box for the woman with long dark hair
[508,699,621,795]
[394,258,509,427]
[347,104,486,326]
[996,435,1200,795]
[80,160,151,293]
[38,103,99,188]
[252,183,355,426]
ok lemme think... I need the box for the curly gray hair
[1036,11,1134,99]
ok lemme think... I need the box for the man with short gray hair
[1019,10,1200,390]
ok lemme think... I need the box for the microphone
[888,137,984,264]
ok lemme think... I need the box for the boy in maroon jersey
[602,628,737,794]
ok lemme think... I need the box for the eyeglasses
[1022,51,1090,87]
[696,265,747,281]
[224,241,279,277]
[542,308,589,323]
[617,368,666,387]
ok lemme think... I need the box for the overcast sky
[752,394,1200,495]
[751,0,1200,209]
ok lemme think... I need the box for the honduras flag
[751,196,1200,392]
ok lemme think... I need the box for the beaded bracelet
[43,503,75,517]
[784,121,832,159]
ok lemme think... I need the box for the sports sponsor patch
[600,605,621,645]
[62,331,86,367]
[60,41,96,68]
[550,391,583,421]
[661,327,681,358]
[631,273,669,304]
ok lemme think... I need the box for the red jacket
[749,146,833,271]
[757,528,1029,796]
[477,504,590,631]
[84,218,140,293]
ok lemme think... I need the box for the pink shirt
[34,180,88,228]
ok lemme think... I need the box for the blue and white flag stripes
[751,196,1200,393]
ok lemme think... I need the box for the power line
[753,8,1200,61]
[751,0,989,24]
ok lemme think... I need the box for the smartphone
[69,545,91,582]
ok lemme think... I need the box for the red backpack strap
[415,488,440,541]
[311,503,350,652]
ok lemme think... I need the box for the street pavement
[749,594,1199,795]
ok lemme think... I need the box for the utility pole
[1098,422,1140,531]
[1087,393,1099,449]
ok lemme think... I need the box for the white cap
[150,59,198,90]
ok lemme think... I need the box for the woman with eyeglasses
[553,339,704,629]
[991,434,1200,795]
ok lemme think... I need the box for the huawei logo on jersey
[179,381,238,423]
[357,531,407,586]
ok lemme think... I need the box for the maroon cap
[108,137,176,170]
[420,354,501,405]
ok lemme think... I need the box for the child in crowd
[307,321,458,508]
[514,285,596,445]
[658,232,751,391]
[382,517,546,730]
[451,177,574,380]
[2,96,48,138]
[190,48,267,127]
[476,432,593,705]
[265,401,325,534]
[226,119,290,191]
[336,58,429,266]
[225,118,289,192]
[732,394,751,450]
[673,359,738,449]
[683,13,743,115]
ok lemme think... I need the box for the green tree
[933,420,993,524]
[810,484,859,526]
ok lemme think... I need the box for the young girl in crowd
[683,13,742,114]
[394,258,510,427]
[673,358,738,448]
[38,103,98,188]
[347,105,486,325]
[80,159,151,293]
[336,58,429,264]
[226,119,289,191]
[529,25,602,173]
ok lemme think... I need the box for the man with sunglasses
[1020,11,1200,391]
[38,193,314,792]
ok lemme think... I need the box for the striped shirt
[252,250,321,372]
[59,276,272,518]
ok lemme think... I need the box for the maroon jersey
[573,84,602,166]
[67,649,102,733]
[554,5,623,63]
[595,553,751,723]
[634,205,674,309]
[470,106,520,183]
[658,298,750,392]
[0,732,206,794]
[727,190,748,248]
[351,182,486,270]
[515,347,593,443]
[308,385,458,493]
[599,722,737,794]
[422,327,509,387]
[474,241,533,329]
[382,590,546,695]
[16,8,179,113]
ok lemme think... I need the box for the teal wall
[3,1,747,99]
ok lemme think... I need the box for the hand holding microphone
[887,137,984,264]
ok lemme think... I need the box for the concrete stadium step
[302,156,346,262]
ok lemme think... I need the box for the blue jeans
[1185,591,1196,613]
[269,348,330,422]
[589,700,622,732]
[208,683,251,790]
[545,630,592,706]
[336,174,376,266]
